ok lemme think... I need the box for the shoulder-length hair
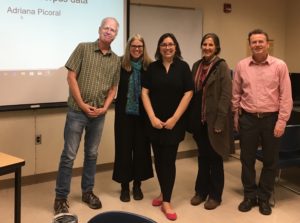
[154,33,182,60]
[122,34,152,72]
[201,33,221,55]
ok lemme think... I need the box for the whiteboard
[0,2,202,111]
[0,0,127,111]
[130,4,202,67]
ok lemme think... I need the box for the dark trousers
[113,114,153,184]
[193,123,224,202]
[239,112,280,201]
[152,143,179,202]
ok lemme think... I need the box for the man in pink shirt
[232,29,293,215]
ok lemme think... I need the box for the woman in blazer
[188,33,232,210]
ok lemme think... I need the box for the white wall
[130,4,203,67]
[285,0,300,72]
[0,106,196,178]
[131,0,294,69]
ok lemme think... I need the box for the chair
[87,211,157,223]
[256,124,300,194]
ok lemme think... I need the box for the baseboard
[0,149,197,188]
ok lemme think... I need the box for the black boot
[133,181,143,200]
[120,183,130,202]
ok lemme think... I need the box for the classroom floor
[1,155,300,223]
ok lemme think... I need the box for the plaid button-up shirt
[65,40,120,111]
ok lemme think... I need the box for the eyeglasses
[130,45,144,49]
[160,43,175,48]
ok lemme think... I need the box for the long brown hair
[122,34,152,72]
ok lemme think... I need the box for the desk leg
[15,168,22,223]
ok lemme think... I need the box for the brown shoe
[204,198,220,210]
[54,198,69,215]
[82,191,102,209]
[190,194,205,206]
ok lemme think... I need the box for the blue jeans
[55,109,105,199]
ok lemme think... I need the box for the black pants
[193,123,224,202]
[239,112,280,201]
[152,143,179,202]
[113,114,153,184]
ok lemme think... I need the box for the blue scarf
[125,60,142,115]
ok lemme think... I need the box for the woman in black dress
[141,33,193,221]
[113,34,153,202]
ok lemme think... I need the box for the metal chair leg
[276,168,300,195]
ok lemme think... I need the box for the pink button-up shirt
[232,55,293,129]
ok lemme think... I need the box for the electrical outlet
[35,134,42,145]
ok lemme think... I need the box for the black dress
[113,67,154,183]
[142,58,194,145]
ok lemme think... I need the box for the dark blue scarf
[125,60,142,115]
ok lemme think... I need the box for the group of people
[53,16,293,221]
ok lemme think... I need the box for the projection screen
[0,0,127,111]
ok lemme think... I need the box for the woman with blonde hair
[113,34,153,202]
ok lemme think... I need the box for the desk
[0,152,25,223]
